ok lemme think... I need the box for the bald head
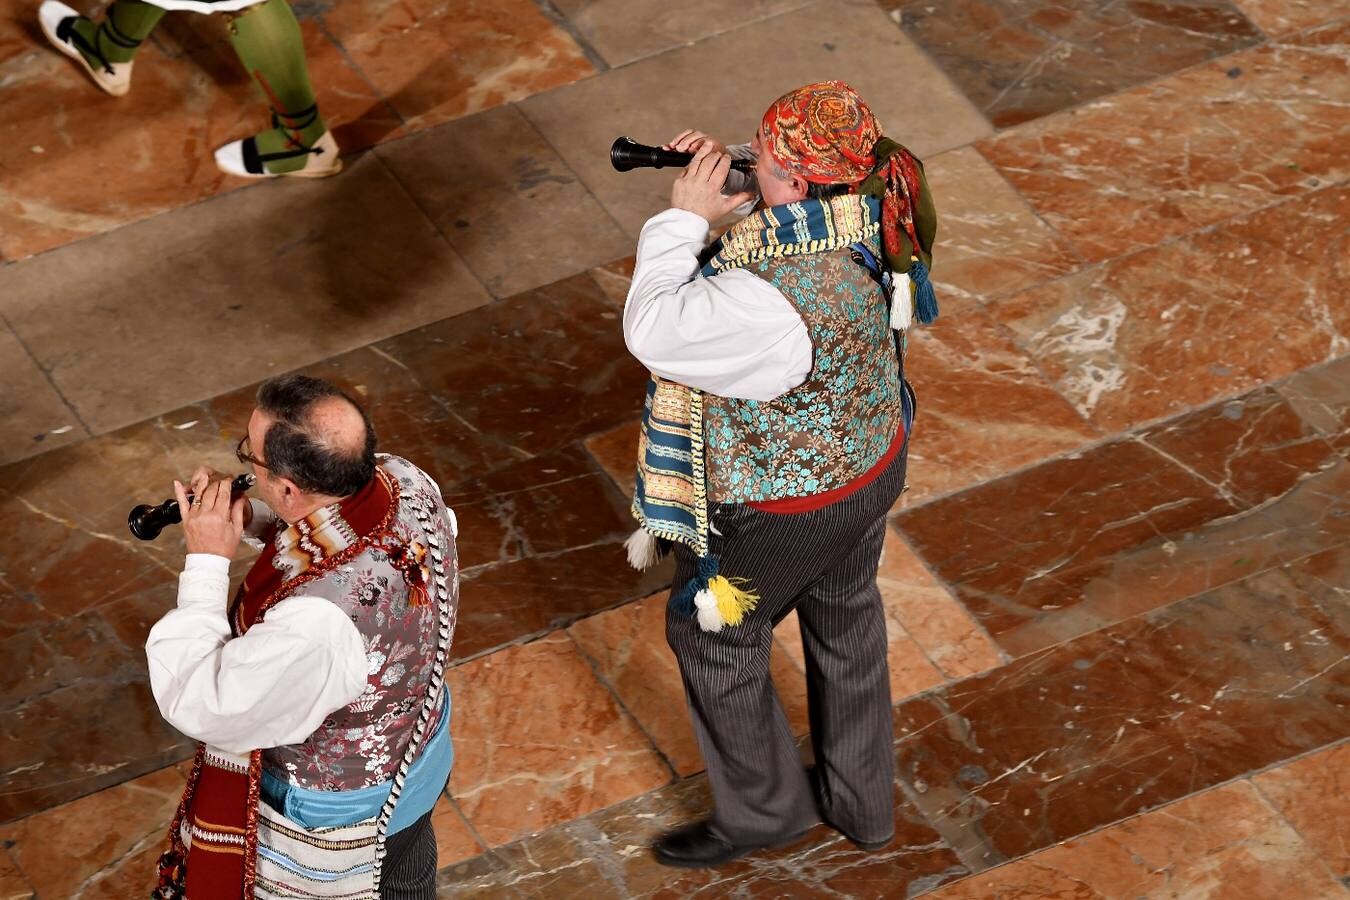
[254,375,377,498]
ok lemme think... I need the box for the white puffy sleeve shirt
[146,500,371,755]
[623,208,814,401]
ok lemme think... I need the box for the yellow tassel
[708,576,758,627]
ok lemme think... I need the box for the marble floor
[0,0,1347,896]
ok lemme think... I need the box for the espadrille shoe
[214,129,343,179]
[39,1,132,97]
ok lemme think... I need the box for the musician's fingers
[690,145,719,180]
[173,480,191,516]
[229,495,247,531]
[190,469,211,499]
[696,151,728,185]
[665,129,695,150]
[202,476,229,515]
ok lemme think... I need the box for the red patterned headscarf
[760,80,931,274]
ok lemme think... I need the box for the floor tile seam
[885,537,1350,724]
[968,17,1277,150]
[0,845,33,898]
[58,817,171,899]
[0,311,91,439]
[901,729,1350,884]
[957,171,1347,311]
[893,349,1349,516]
[561,628,683,782]
[1263,12,1350,44]
[361,150,496,301]
[542,0,833,73]
[511,102,642,243]
[905,743,1350,897]
[1,168,1335,466]
[964,304,1105,440]
[1,163,275,267]
[1245,740,1350,889]
[310,13,407,131]
[438,788,492,865]
[444,580,654,669]
[529,0,610,73]
[885,525,1012,673]
[438,775,701,884]
[873,3,998,144]
[964,142,1091,271]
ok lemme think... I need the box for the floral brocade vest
[703,246,902,503]
[255,454,457,791]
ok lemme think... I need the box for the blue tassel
[671,580,697,616]
[910,260,939,324]
[671,555,720,617]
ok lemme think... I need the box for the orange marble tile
[0,765,184,899]
[776,593,947,703]
[571,593,808,778]
[1253,743,1349,881]
[924,146,1080,308]
[444,633,670,847]
[877,527,1002,680]
[568,592,700,775]
[886,0,1264,130]
[0,852,32,900]
[928,781,1344,899]
[978,22,1350,263]
[583,418,639,497]
[429,794,484,867]
[1232,0,1350,37]
[898,306,1100,505]
[321,0,595,133]
[0,14,393,260]
[1000,185,1350,433]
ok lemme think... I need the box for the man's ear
[790,175,809,198]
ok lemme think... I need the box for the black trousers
[379,810,436,899]
[667,439,909,846]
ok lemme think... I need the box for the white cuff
[184,553,231,575]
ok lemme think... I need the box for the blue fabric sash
[260,693,453,835]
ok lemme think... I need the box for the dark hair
[805,181,852,200]
[255,374,377,498]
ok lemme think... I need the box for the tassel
[674,555,721,622]
[890,271,912,331]
[708,576,758,627]
[694,589,725,632]
[671,579,697,617]
[624,527,661,570]
[910,259,939,324]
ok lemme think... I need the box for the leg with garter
[215,0,341,178]
[38,0,165,96]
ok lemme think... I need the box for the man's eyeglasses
[235,435,267,469]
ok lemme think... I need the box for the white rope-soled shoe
[214,129,343,179]
[38,0,132,97]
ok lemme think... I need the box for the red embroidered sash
[156,471,397,900]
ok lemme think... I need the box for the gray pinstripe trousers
[380,810,436,899]
[667,436,908,846]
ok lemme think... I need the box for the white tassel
[624,528,661,570]
[694,589,725,633]
[890,271,912,331]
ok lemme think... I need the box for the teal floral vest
[703,245,903,503]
